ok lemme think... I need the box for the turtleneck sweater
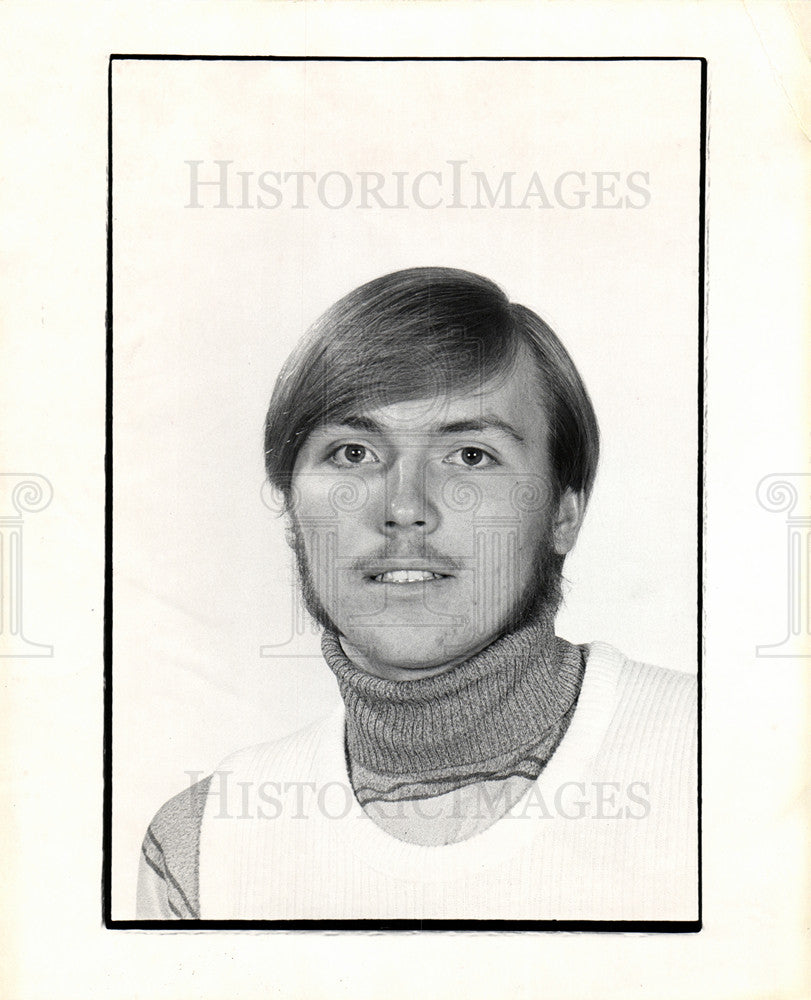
[320,616,585,811]
[138,639,699,921]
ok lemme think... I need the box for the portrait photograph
[6,2,811,997]
[107,55,703,927]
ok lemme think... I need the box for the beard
[289,516,337,632]
[501,531,564,637]
[287,515,565,644]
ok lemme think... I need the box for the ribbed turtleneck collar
[320,615,584,785]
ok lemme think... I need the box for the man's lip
[358,561,457,579]
[368,571,452,584]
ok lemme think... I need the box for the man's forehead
[326,359,547,437]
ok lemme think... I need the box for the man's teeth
[373,570,444,583]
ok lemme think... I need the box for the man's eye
[329,444,378,466]
[446,447,497,468]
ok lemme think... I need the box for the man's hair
[264,267,599,506]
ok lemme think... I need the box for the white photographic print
[4,2,810,998]
[108,56,703,927]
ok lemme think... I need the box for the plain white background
[110,58,700,917]
[1,2,808,998]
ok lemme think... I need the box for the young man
[137,267,697,921]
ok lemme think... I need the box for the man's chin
[337,624,498,681]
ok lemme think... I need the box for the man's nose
[384,457,439,532]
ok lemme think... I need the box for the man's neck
[337,634,495,682]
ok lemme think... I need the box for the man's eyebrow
[324,415,384,434]
[437,416,525,443]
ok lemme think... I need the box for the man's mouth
[370,569,450,584]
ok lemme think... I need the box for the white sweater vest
[199,642,698,921]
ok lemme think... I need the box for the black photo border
[103,53,706,933]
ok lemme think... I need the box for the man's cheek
[471,529,520,635]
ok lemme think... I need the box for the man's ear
[552,488,586,556]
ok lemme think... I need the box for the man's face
[288,353,581,680]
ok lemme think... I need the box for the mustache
[349,545,465,574]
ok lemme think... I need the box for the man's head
[264,267,599,679]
